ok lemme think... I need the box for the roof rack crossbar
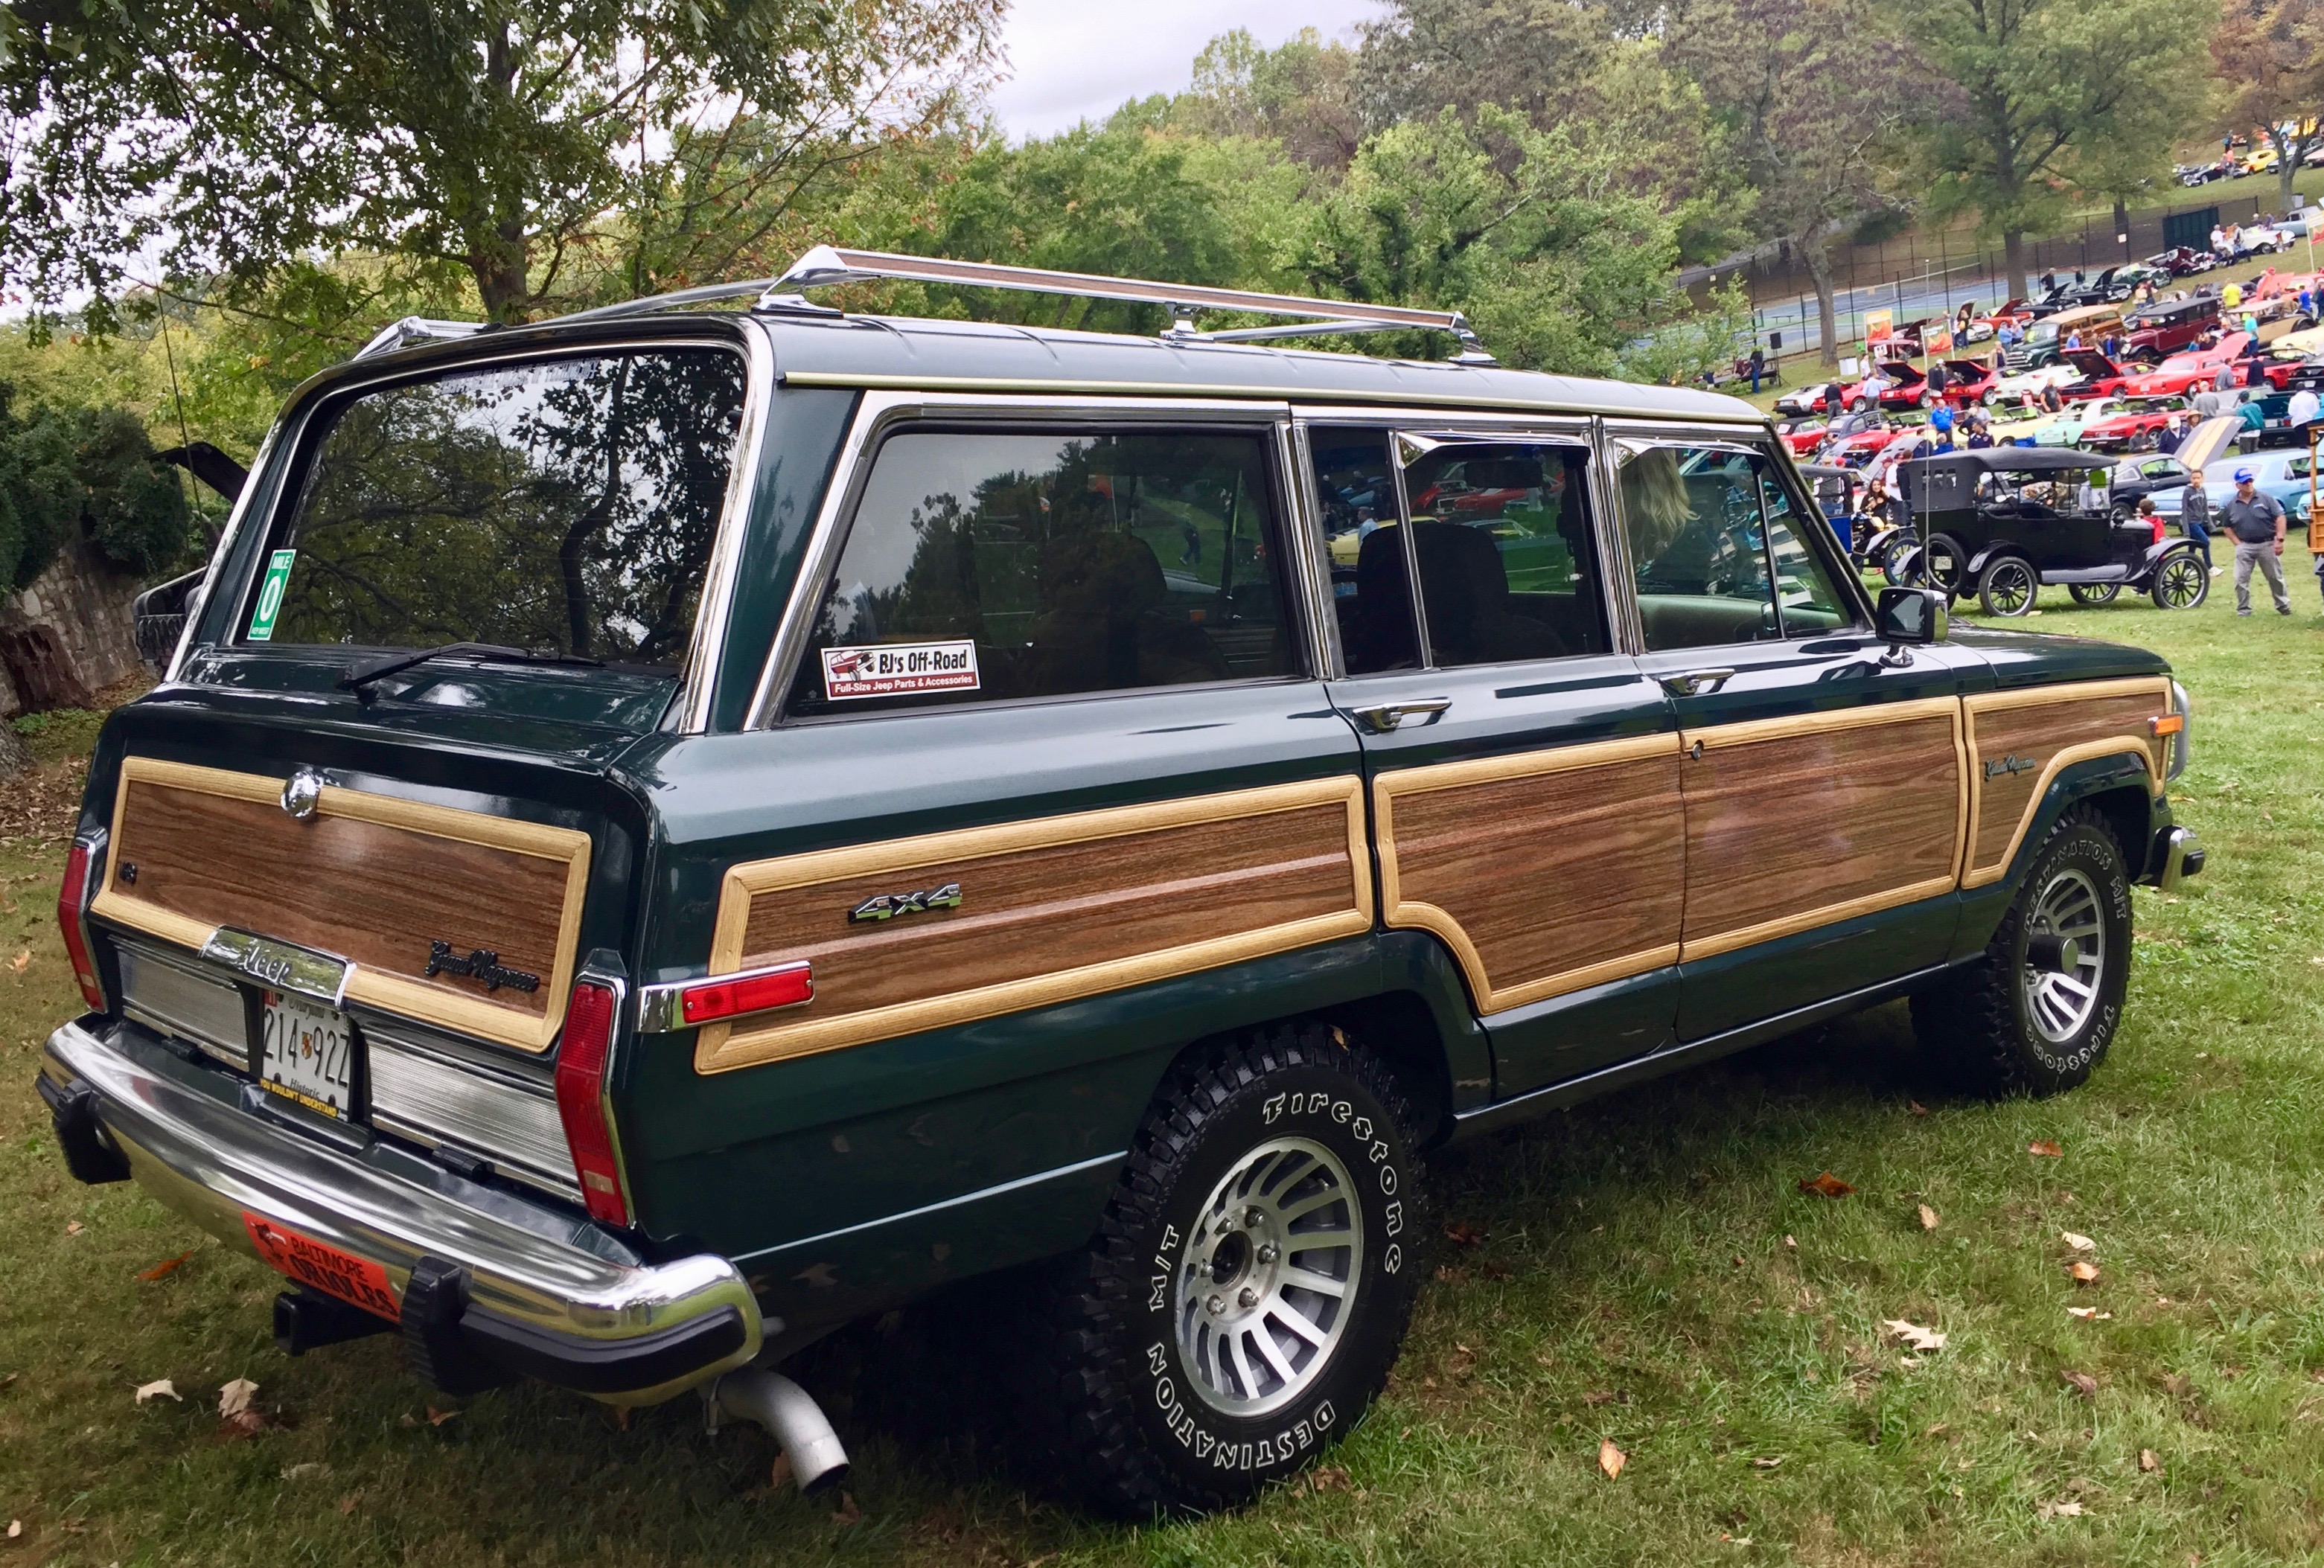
[354,316,492,359]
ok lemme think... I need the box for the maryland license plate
[260,991,357,1120]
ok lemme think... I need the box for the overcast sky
[983,0,1386,139]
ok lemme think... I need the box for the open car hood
[2176,415,2244,474]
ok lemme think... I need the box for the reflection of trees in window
[269,351,744,662]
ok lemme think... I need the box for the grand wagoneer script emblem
[1983,754,2037,781]
[424,941,540,993]
[849,883,963,924]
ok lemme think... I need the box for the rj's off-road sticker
[821,641,979,700]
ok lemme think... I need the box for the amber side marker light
[679,962,814,1025]
[57,840,106,1011]
[2151,714,2186,737]
[555,981,630,1227]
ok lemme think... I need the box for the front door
[1609,434,1973,1042]
[1305,421,1685,1095]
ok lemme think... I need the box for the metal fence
[1726,188,2314,369]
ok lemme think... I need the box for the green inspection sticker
[247,548,296,641]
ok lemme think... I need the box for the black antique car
[1893,447,2210,615]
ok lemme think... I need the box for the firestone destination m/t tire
[1024,1023,1427,1516]
[1912,806,2133,1097]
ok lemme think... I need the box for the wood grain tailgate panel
[1964,679,2168,886]
[695,778,1372,1074]
[92,758,592,1052]
[1678,700,1966,961]
[1374,736,1685,1014]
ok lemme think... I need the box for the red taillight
[678,961,813,1025]
[57,841,106,1011]
[554,981,629,1227]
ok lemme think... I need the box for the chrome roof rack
[546,246,1495,363]
[353,316,492,359]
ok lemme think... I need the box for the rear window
[246,348,746,665]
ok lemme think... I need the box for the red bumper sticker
[242,1212,400,1321]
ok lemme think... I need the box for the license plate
[260,991,357,1120]
[243,1212,400,1319]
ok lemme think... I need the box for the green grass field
[3,585,2321,1567]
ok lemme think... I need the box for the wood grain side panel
[696,778,1371,1075]
[1679,708,1963,959]
[91,758,591,1052]
[1378,743,1685,1012]
[1965,680,2168,883]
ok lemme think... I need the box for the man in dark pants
[1749,345,1766,394]
[2224,467,2293,615]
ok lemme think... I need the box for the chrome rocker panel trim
[40,1017,759,1404]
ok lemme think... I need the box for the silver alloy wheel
[1174,1136,1362,1418]
[2022,867,2107,1043]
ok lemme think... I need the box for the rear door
[1609,429,1973,1042]
[1303,417,1685,1094]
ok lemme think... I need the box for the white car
[1982,363,2083,406]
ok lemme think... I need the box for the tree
[2214,0,2324,212]
[0,385,192,593]
[0,0,1002,324]
[1175,28,1363,171]
[1902,0,2218,297]
[1672,0,1915,366]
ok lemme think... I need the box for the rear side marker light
[2150,714,2185,737]
[680,962,813,1025]
[57,839,106,1011]
[554,980,630,1228]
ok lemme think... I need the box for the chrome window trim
[679,324,779,732]
[1283,421,1347,679]
[189,335,757,721]
[741,390,1296,730]
[162,419,283,684]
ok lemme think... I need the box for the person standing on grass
[2180,472,2218,573]
[2289,383,2320,436]
[2224,466,2293,615]
[1749,344,1766,394]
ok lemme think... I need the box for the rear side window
[1401,441,1611,664]
[786,428,1295,717]
[249,349,745,665]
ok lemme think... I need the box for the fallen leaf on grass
[2140,1449,2160,1473]
[1784,1235,1797,1250]
[336,1493,361,1516]
[2062,1370,2099,1397]
[63,1220,81,1235]
[1883,1319,1947,1352]
[1751,1455,1786,1468]
[2066,1306,2113,1320]
[220,1408,274,1441]
[2037,1499,2086,1520]
[1443,1221,1484,1248]
[1798,1171,1854,1198]
[830,1491,862,1526]
[1307,1465,1350,1493]
[424,1404,459,1427]
[8,949,30,973]
[2029,1140,2063,1157]
[135,1250,195,1281]
[2061,1231,2096,1253]
[219,1379,259,1419]
[5,1521,18,1539]
[1598,1439,1627,1479]
[1583,1389,1618,1406]
[767,1452,794,1491]
[1919,1204,1940,1231]
[135,1378,180,1404]
[281,1462,327,1481]
[2069,1261,2101,1285]
[1908,1100,1929,1116]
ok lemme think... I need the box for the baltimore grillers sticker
[822,640,980,700]
[242,1211,400,1321]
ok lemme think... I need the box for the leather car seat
[1028,528,1228,694]
[1411,522,1564,664]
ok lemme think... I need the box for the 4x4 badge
[424,941,540,993]
[850,883,962,924]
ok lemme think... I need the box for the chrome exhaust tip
[712,1369,851,1494]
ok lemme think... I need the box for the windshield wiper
[339,641,603,694]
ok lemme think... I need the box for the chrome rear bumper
[39,1017,759,1404]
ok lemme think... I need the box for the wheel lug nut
[1238,1287,1259,1308]
[1206,1294,1225,1316]
[1245,1207,1265,1229]
[1257,1244,1279,1264]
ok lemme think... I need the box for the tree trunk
[2003,229,2028,300]
[1803,237,1841,367]
[2280,140,2301,217]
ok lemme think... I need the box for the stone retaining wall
[0,544,147,718]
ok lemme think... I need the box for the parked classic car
[2119,296,2221,362]
[2005,306,2125,371]
[2119,333,2259,397]
[1774,381,1845,417]
[1893,447,2212,615]
[2078,400,2190,452]
[2103,452,2200,512]
[36,247,2204,1517]
[2147,246,2220,276]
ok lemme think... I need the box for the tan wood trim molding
[1963,676,2172,717]
[1679,694,1962,752]
[91,757,593,1053]
[1961,737,2158,889]
[1373,732,1685,1013]
[1679,874,1960,962]
[695,776,1372,1075]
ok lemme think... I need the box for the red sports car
[2076,400,2189,452]
[1776,420,1830,455]
[2120,333,2257,397]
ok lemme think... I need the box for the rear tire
[1022,1023,1427,1516]
[2152,551,2209,608]
[1911,807,2131,1097]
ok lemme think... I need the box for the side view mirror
[1875,586,1948,660]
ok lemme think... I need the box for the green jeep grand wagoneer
[38,249,2203,1515]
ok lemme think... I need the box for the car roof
[1896,446,2109,476]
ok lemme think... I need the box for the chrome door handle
[1350,698,1452,733]
[1661,668,1737,697]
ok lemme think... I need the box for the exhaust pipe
[712,1369,850,1494]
